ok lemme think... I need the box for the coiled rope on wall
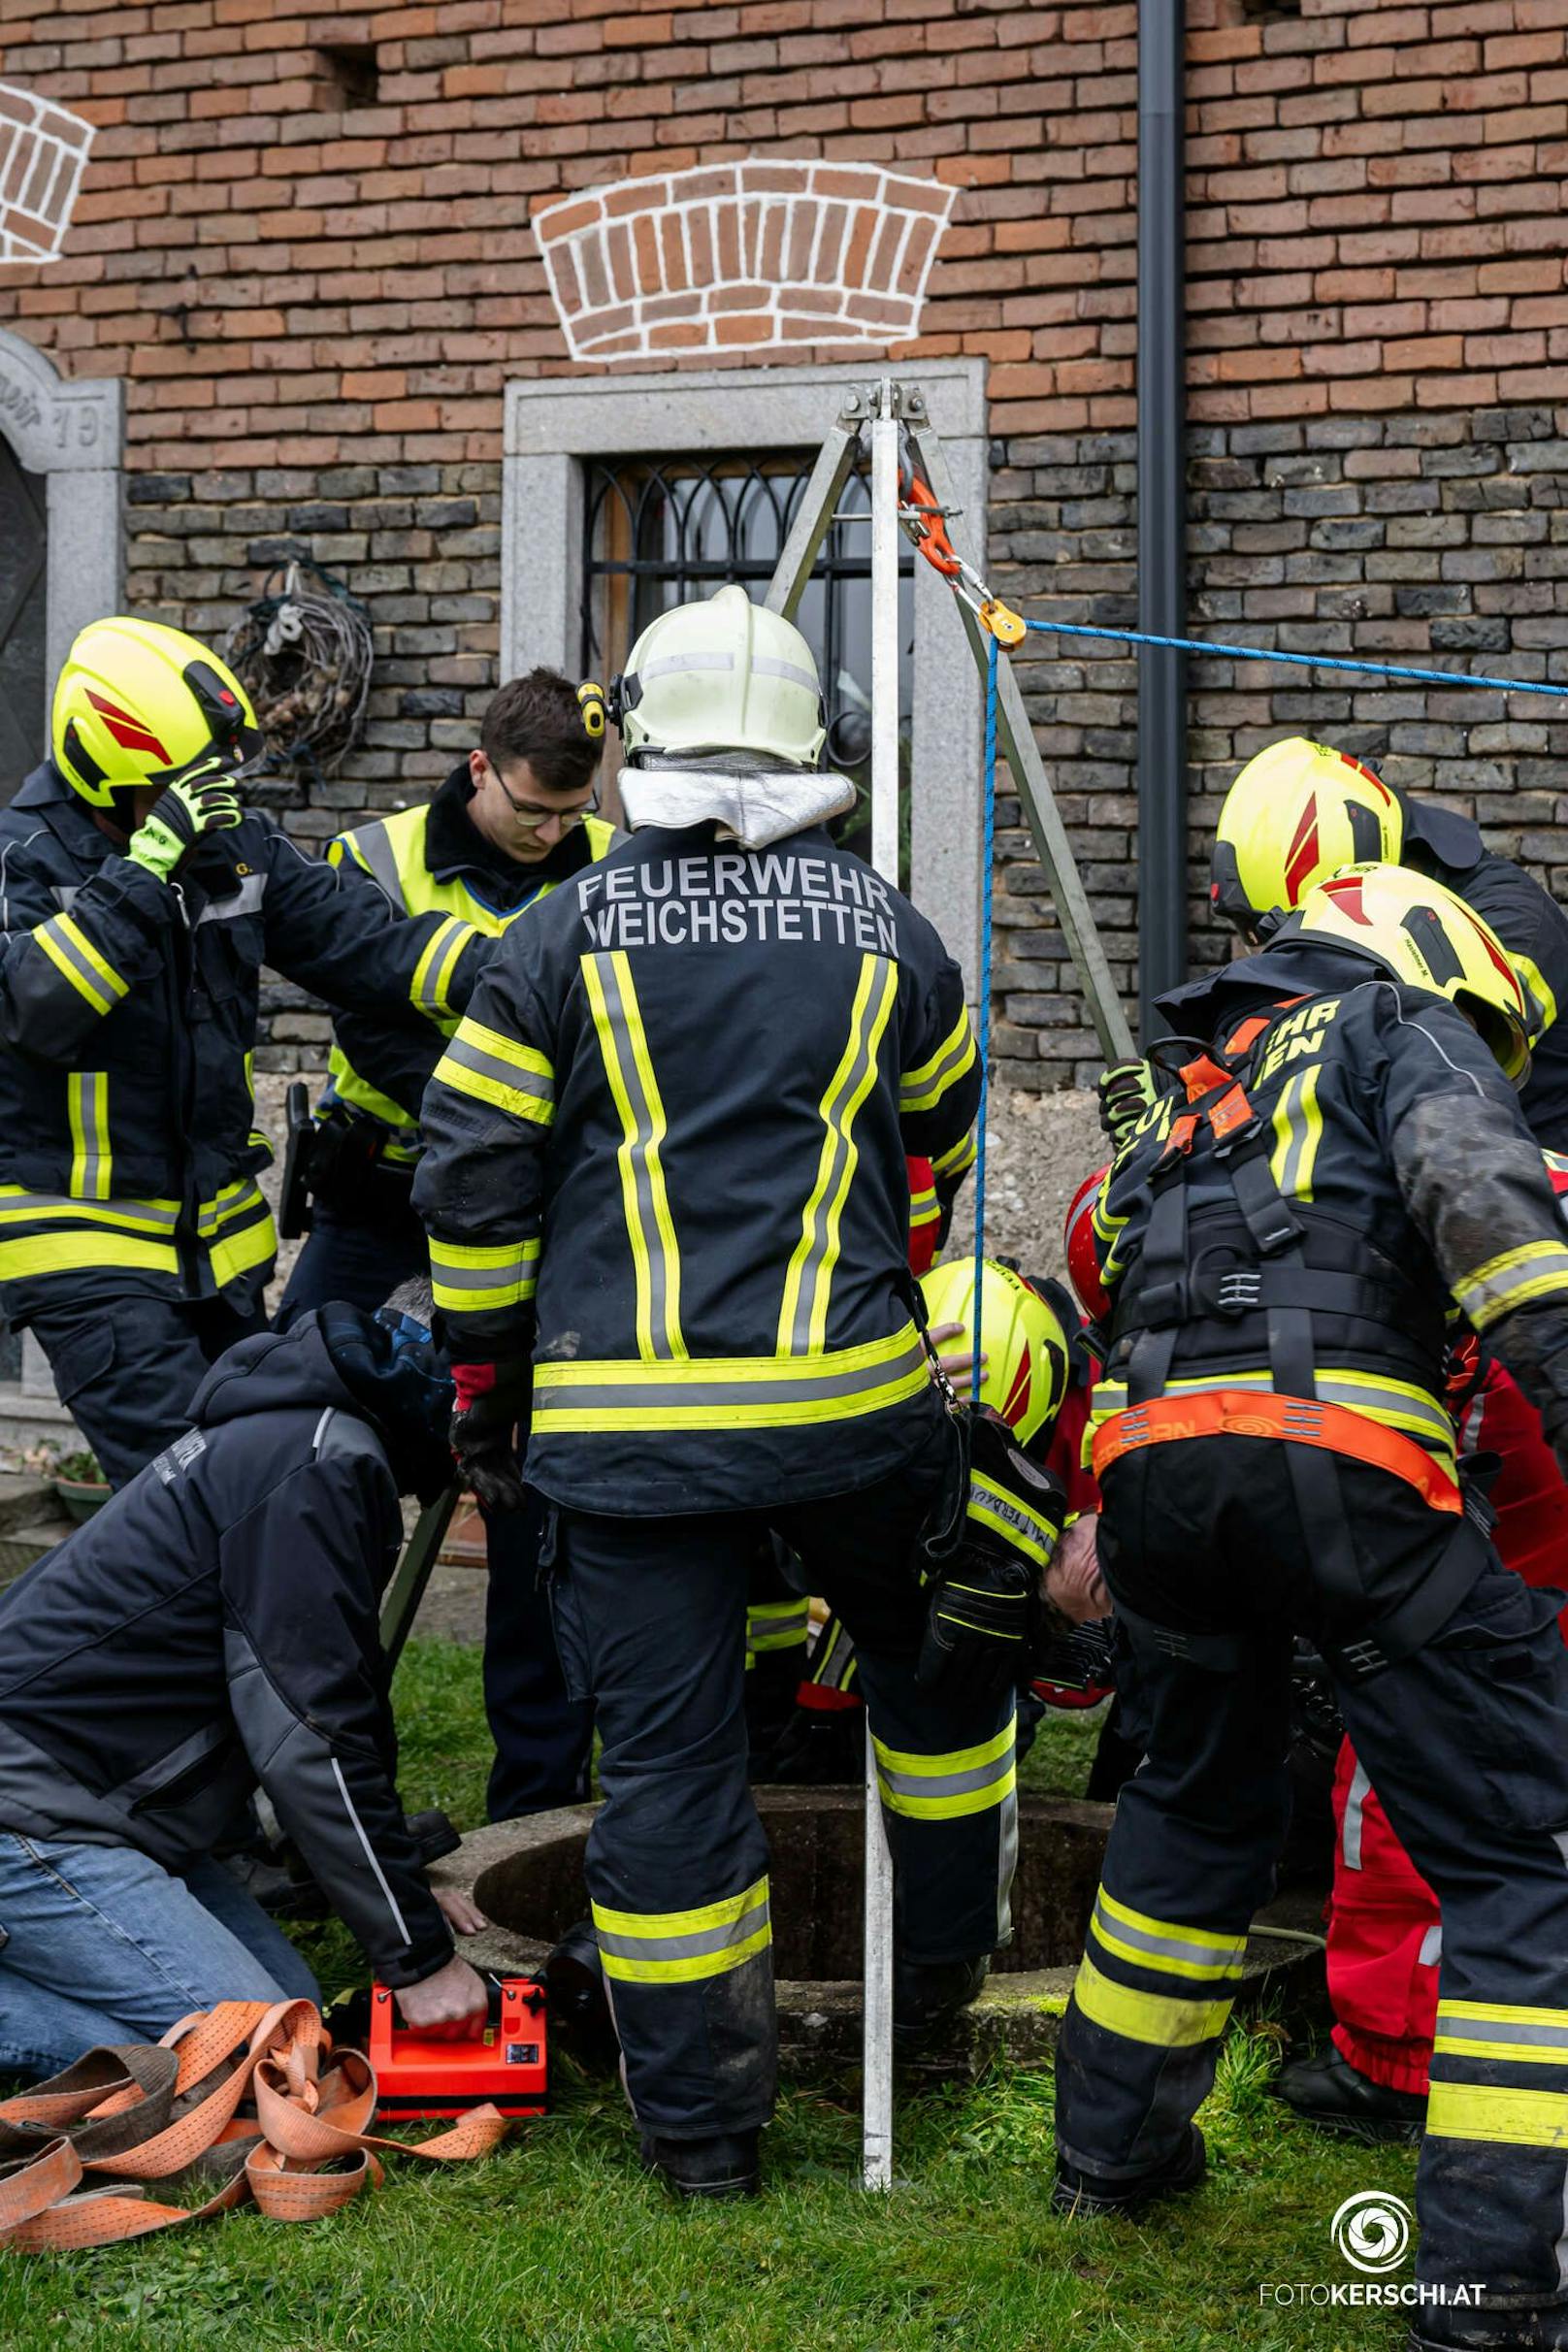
[224,559,375,786]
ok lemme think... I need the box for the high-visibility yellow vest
[323,803,620,1164]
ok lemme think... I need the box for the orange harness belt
[0,1997,508,2252]
[1092,1388,1460,1519]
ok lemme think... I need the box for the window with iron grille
[579,452,913,877]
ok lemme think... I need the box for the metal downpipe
[1136,0,1188,1041]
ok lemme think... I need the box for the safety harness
[1091,1011,1494,1681]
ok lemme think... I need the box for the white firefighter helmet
[616,584,826,768]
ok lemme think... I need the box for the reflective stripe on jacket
[0,762,490,1316]
[322,779,620,1163]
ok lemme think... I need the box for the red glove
[448,1357,531,1517]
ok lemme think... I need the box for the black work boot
[1275,2044,1426,2143]
[892,1953,990,2049]
[639,2129,761,2200]
[1052,2124,1207,2217]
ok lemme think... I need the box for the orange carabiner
[900,474,962,579]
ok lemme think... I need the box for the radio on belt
[368,1975,548,2119]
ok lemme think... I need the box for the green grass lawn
[0,1641,1419,2352]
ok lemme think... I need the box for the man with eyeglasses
[279,670,612,1322]
[279,669,614,1825]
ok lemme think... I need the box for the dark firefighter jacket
[324,763,620,1164]
[0,1310,453,1989]
[1400,796,1568,1150]
[413,821,982,1515]
[0,761,492,1321]
[1094,931,1568,1493]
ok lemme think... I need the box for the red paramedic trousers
[1327,1361,1568,2094]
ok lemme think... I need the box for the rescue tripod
[765,379,1135,2189]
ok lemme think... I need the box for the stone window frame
[0,327,123,1418]
[0,325,123,682]
[500,358,989,993]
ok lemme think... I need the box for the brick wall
[990,403,1568,1085]
[0,0,1565,1084]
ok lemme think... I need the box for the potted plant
[53,1447,110,1522]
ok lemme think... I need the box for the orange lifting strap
[1093,1388,1461,1519]
[0,1997,509,2252]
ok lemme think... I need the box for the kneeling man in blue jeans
[0,1283,489,2077]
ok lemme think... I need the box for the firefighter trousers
[481,1491,594,1821]
[544,1420,1017,2142]
[1057,1434,1568,2325]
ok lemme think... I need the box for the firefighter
[414,584,1039,2198]
[276,669,615,1826]
[1162,734,1568,2136]
[1055,864,1568,2349]
[1103,737,1568,1156]
[0,618,493,1488]
[774,1257,1112,1785]
[0,1283,489,2078]
[279,669,615,1319]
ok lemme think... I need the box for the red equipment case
[367,1976,548,2119]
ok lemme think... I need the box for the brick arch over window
[532,163,955,366]
[0,327,122,680]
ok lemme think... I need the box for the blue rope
[1019,615,1568,699]
[956,600,1568,1392]
[972,633,998,1405]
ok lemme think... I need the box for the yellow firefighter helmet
[1293,863,1532,1086]
[919,1256,1071,1447]
[1212,736,1403,930]
[52,617,262,808]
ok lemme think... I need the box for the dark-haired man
[278,670,615,1828]
[280,670,614,1318]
